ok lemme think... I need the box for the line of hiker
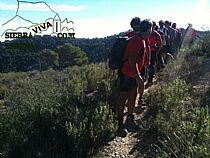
[108,17,194,136]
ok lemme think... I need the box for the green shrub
[157,108,210,158]
[145,78,189,130]
[144,78,210,158]
[159,47,203,85]
[191,31,210,57]
[0,65,117,158]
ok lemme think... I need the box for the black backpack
[108,36,131,70]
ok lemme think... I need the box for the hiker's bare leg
[116,92,129,118]
[126,87,138,114]
[138,85,144,99]
[137,85,145,105]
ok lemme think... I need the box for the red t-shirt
[144,38,150,65]
[121,36,146,78]
[149,30,162,52]
[126,31,136,37]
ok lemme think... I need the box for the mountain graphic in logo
[2,0,75,39]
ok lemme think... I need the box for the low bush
[143,78,210,158]
[0,64,117,158]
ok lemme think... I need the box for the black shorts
[119,74,137,92]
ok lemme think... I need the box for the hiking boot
[116,118,128,137]
[125,114,139,130]
[117,125,128,137]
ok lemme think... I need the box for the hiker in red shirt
[126,17,148,83]
[172,23,182,55]
[147,21,162,86]
[116,19,152,136]
[140,37,151,83]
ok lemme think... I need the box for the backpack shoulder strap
[154,31,159,47]
[136,33,146,56]
[120,36,133,66]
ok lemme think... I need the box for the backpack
[108,36,131,70]
[159,27,169,46]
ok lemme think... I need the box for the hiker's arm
[128,52,144,87]
[157,33,163,53]
[128,52,139,77]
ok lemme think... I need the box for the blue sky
[0,0,210,40]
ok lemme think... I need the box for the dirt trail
[100,105,148,158]
[99,86,157,158]
[99,57,210,158]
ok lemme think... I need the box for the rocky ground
[99,106,149,158]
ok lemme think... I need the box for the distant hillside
[2,34,118,63]
[0,29,204,72]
